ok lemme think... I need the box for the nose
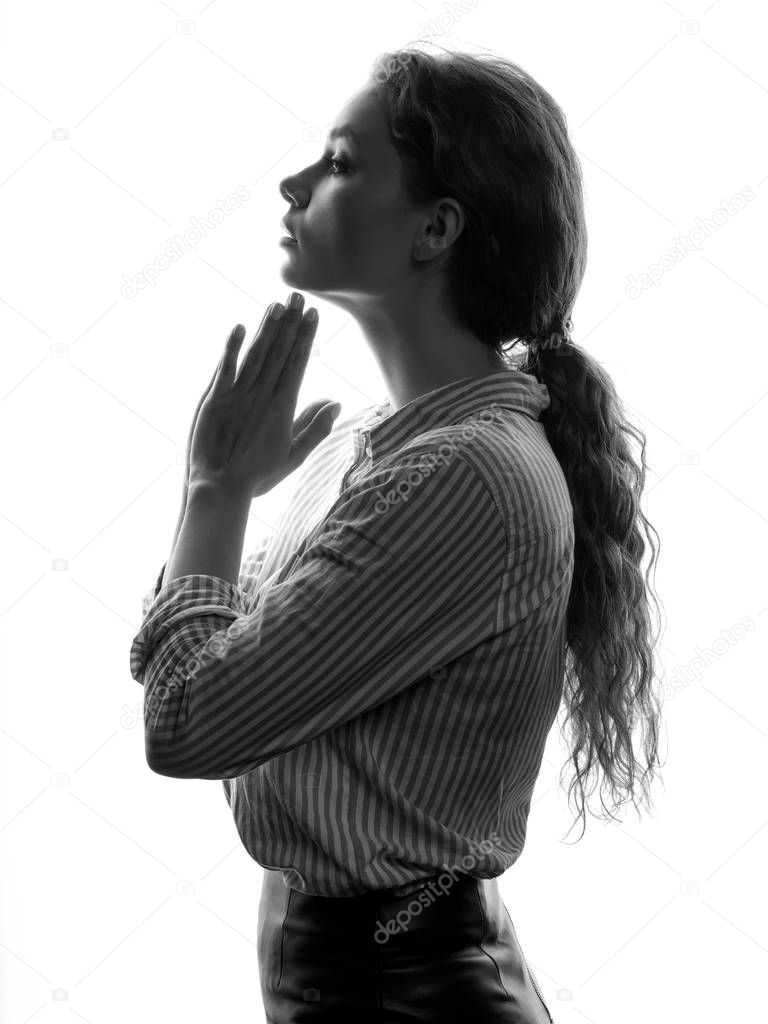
[279,179,303,207]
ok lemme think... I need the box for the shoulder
[324,444,506,562]
[411,411,573,542]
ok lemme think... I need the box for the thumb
[321,401,343,426]
[290,401,343,467]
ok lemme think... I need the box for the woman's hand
[188,292,342,503]
[183,360,219,496]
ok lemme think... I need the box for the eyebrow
[327,124,359,146]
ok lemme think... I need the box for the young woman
[131,45,663,1023]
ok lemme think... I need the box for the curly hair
[370,43,665,841]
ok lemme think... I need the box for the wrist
[187,477,251,513]
[165,480,250,588]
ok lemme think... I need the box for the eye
[322,155,348,176]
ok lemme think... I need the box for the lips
[280,218,298,240]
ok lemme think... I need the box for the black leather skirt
[257,868,554,1023]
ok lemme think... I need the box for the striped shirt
[130,368,574,897]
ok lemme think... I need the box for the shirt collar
[352,368,551,462]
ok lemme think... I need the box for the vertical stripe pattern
[130,369,574,896]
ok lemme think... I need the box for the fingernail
[305,307,318,323]
[271,303,285,320]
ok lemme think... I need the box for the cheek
[346,219,401,270]
[314,201,374,262]
[344,198,406,255]
[309,193,361,246]
[309,182,408,268]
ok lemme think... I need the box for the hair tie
[529,317,574,352]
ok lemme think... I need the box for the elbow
[145,734,231,780]
[145,733,196,779]
[145,746,187,779]
[146,751,206,780]
[146,755,183,779]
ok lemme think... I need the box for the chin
[278,262,299,283]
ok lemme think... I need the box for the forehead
[327,86,390,154]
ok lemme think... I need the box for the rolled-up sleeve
[129,451,506,780]
[139,539,271,622]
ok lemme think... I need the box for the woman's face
[277,85,422,302]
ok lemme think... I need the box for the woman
[131,45,663,1023]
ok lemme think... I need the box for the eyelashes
[322,155,349,175]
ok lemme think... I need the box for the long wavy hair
[370,44,665,841]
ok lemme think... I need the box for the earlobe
[413,229,440,261]
[413,230,449,262]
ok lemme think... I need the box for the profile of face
[277,84,433,312]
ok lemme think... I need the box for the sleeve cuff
[130,573,247,686]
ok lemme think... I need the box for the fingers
[291,399,329,436]
[200,352,223,402]
[231,301,290,392]
[242,296,316,395]
[282,308,319,384]
[223,294,318,398]
[215,323,247,390]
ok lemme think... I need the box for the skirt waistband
[386,873,450,899]
[257,868,554,1022]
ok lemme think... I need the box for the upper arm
[147,451,506,779]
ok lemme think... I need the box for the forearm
[164,482,251,589]
[161,489,189,590]
[172,487,188,550]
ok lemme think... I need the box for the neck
[336,285,507,413]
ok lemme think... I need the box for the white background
[1,0,767,1021]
